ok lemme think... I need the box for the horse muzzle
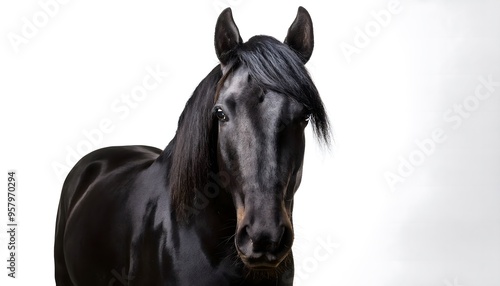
[235,217,294,269]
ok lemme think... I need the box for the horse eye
[214,107,227,121]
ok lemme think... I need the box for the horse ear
[215,8,242,65]
[284,7,314,64]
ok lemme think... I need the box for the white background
[1,0,499,285]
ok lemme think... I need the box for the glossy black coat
[54,7,329,286]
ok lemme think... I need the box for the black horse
[55,7,329,286]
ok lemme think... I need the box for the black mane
[168,36,330,220]
[168,66,221,220]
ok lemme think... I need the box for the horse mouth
[238,250,290,270]
[243,258,280,269]
[238,251,293,280]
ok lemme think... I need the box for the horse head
[213,7,329,270]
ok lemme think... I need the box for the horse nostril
[253,239,272,253]
[277,225,285,246]
[236,225,253,255]
[279,225,293,251]
[250,226,286,254]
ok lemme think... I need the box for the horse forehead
[222,67,250,95]
[220,66,303,117]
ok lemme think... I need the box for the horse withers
[54,7,329,286]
